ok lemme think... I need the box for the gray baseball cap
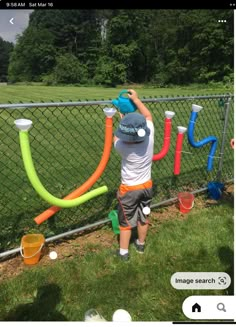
[115,113,150,142]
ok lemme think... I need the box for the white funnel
[165,111,175,119]
[192,104,203,112]
[14,119,33,131]
[177,126,187,134]
[103,107,117,117]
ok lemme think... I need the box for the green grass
[0,83,233,103]
[0,197,233,321]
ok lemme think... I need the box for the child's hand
[128,89,138,102]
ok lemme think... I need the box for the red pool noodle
[153,118,172,161]
[174,132,185,175]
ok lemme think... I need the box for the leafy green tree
[0,37,13,82]
[150,10,233,85]
[7,9,233,86]
[50,53,88,84]
[29,10,101,79]
[94,55,127,86]
[100,9,155,84]
[8,27,56,82]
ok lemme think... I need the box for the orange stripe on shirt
[119,180,152,196]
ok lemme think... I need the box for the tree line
[0,38,13,82]
[0,9,233,86]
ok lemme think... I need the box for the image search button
[171,272,231,290]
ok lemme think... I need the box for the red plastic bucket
[178,192,194,213]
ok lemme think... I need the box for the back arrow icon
[10,18,14,25]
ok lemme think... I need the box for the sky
[0,10,33,43]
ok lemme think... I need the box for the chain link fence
[0,95,234,252]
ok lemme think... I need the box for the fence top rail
[0,94,233,109]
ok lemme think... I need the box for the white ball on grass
[112,309,132,322]
[49,251,58,260]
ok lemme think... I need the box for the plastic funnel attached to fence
[20,234,45,265]
[178,192,194,214]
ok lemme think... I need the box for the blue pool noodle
[188,111,218,171]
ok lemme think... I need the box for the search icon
[217,303,226,312]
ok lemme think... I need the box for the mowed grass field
[0,195,234,321]
[0,83,233,103]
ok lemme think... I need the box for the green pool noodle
[19,131,108,208]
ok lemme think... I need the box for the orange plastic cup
[20,234,45,265]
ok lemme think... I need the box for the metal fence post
[216,96,232,181]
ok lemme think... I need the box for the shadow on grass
[218,246,234,295]
[3,283,67,321]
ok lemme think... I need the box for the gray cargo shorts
[117,180,153,230]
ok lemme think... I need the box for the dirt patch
[0,229,116,283]
[0,183,233,282]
